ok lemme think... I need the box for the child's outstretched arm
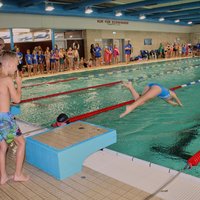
[169,91,183,107]
[166,99,179,106]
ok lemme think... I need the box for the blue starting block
[26,121,117,180]
[10,105,21,115]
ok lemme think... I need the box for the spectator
[95,43,102,67]
[16,48,23,77]
[113,44,120,64]
[90,44,96,66]
[124,40,132,64]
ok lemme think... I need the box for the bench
[26,121,117,180]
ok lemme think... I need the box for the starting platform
[26,121,117,180]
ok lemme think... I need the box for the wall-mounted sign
[97,19,129,26]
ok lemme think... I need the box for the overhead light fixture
[139,15,146,20]
[0,1,3,8]
[174,19,180,23]
[115,11,122,17]
[45,2,54,12]
[159,17,165,22]
[85,7,93,14]
[113,31,116,35]
[188,21,192,25]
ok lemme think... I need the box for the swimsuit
[0,112,22,143]
[147,83,171,99]
[124,44,132,55]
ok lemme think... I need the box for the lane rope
[20,81,122,103]
[22,77,77,88]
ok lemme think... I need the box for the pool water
[20,58,200,178]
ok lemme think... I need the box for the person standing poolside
[90,44,96,66]
[25,49,33,77]
[124,40,132,64]
[95,43,102,67]
[0,51,29,184]
[45,47,51,74]
[120,82,183,118]
[104,47,111,65]
[113,44,120,64]
[16,48,23,78]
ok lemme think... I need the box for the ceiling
[0,0,200,26]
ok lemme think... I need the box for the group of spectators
[16,41,133,77]
[2,38,200,78]
[90,40,132,66]
[139,42,199,61]
[14,44,85,77]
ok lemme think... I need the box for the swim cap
[57,113,69,123]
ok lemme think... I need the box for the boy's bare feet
[122,81,133,89]
[0,175,13,185]
[120,105,132,118]
[13,174,30,182]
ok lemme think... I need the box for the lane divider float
[20,81,122,104]
[22,77,77,88]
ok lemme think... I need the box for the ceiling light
[113,31,116,35]
[139,15,146,20]
[187,21,192,25]
[159,17,165,22]
[45,3,54,12]
[174,19,180,23]
[115,11,122,17]
[85,7,93,14]
[0,1,3,8]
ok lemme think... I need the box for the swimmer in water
[51,113,70,127]
[120,82,183,118]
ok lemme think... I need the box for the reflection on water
[151,124,200,160]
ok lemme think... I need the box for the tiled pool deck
[1,145,162,200]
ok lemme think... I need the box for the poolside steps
[25,121,117,180]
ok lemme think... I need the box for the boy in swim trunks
[0,51,29,184]
[120,81,182,118]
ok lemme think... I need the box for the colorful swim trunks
[0,112,22,144]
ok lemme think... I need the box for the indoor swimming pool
[19,58,200,178]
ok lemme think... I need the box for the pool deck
[85,149,200,200]
[1,145,162,200]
